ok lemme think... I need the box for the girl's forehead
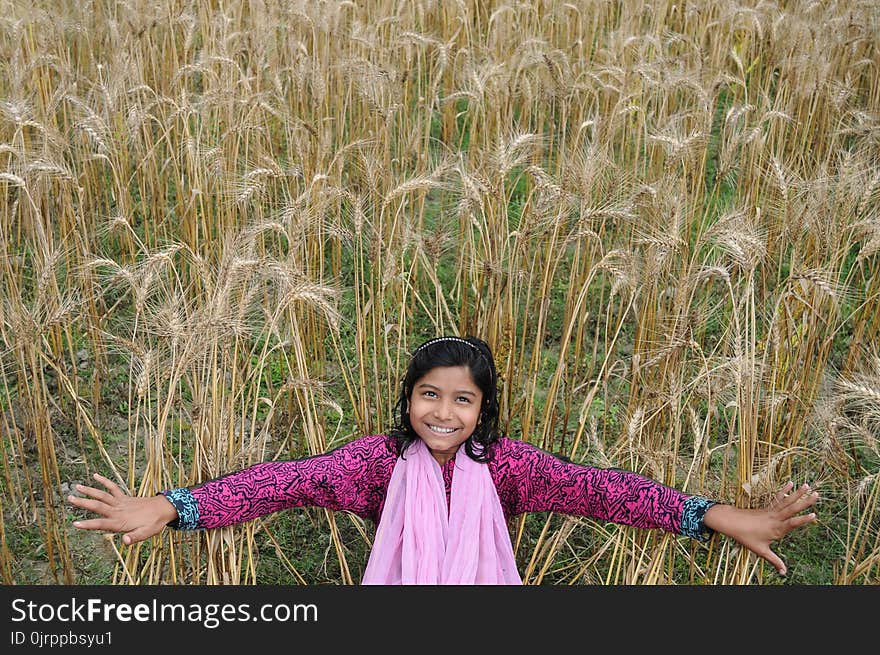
[414,365,479,388]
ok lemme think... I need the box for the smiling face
[407,365,483,466]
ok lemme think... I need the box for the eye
[456,396,472,403]
[422,390,437,398]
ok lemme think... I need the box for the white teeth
[428,425,456,433]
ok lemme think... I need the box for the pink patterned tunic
[162,435,715,540]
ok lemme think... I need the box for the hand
[703,481,819,575]
[67,473,179,545]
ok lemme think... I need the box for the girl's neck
[430,449,455,466]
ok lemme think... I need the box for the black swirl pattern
[165,435,705,537]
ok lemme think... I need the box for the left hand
[703,481,819,575]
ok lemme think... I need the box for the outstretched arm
[492,437,699,534]
[703,481,819,575]
[68,473,178,545]
[491,439,820,575]
[68,434,397,544]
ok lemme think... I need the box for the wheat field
[1,0,878,585]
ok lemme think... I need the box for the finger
[123,527,153,545]
[775,482,811,512]
[91,473,126,498]
[770,481,795,508]
[71,518,118,532]
[791,491,820,514]
[72,484,116,505]
[757,546,787,576]
[785,512,818,531]
[778,486,818,517]
[67,495,111,516]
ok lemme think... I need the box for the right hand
[67,473,179,545]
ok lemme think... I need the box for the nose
[432,400,454,420]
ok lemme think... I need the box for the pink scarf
[361,438,522,585]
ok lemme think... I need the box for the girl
[68,336,819,584]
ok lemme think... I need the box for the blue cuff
[680,496,717,542]
[161,488,200,531]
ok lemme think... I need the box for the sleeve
[160,434,395,530]
[493,439,717,540]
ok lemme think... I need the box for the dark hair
[389,335,500,462]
